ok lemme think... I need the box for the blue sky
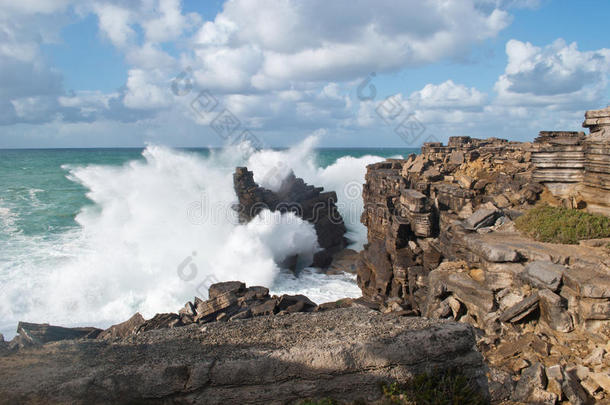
[1,0,609,148]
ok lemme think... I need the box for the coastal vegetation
[515,204,610,244]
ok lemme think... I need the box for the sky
[0,0,609,148]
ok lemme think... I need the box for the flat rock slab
[522,261,565,291]
[0,308,487,405]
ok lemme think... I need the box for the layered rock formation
[582,107,610,215]
[355,108,610,403]
[527,107,610,214]
[0,308,488,404]
[234,167,347,267]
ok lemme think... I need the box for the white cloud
[0,0,72,15]
[126,42,177,69]
[410,80,487,109]
[190,0,512,92]
[141,0,200,43]
[93,2,135,48]
[495,39,610,107]
[123,69,173,110]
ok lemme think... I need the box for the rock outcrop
[582,107,610,216]
[355,107,610,403]
[233,167,347,267]
[0,308,488,404]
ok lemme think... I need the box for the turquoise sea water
[0,147,416,239]
[0,145,418,337]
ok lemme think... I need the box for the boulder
[243,286,270,300]
[251,299,278,316]
[98,313,146,339]
[277,295,317,313]
[208,281,246,299]
[0,308,489,404]
[591,372,610,394]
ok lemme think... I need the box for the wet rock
[15,322,102,345]
[233,168,347,268]
[98,313,146,339]
[326,248,359,275]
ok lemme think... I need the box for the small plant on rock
[381,368,488,405]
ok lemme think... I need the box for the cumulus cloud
[2,0,609,148]
[495,39,610,107]
[190,0,512,92]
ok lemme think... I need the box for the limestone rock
[0,308,489,404]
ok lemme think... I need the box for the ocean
[0,138,418,337]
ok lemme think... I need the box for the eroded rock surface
[0,308,488,405]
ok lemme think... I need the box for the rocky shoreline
[2,107,610,404]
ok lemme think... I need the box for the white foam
[0,140,390,337]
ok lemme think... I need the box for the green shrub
[381,368,487,405]
[514,205,610,244]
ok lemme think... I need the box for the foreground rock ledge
[0,308,487,404]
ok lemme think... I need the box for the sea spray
[0,138,392,336]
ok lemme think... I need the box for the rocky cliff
[355,107,610,403]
